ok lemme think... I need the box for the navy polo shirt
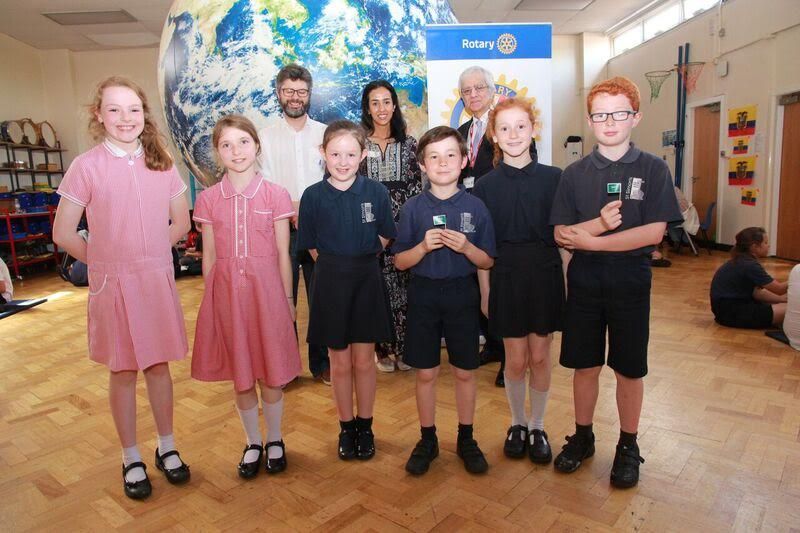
[473,161,561,246]
[549,143,682,256]
[710,257,774,303]
[392,187,496,279]
[297,175,396,256]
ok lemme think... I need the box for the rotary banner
[425,23,553,164]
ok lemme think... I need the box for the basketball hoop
[675,61,705,94]
[645,70,672,102]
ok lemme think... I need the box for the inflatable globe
[158,0,457,186]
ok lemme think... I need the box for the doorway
[776,97,800,260]
[691,102,721,242]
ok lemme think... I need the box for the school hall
[2,0,800,530]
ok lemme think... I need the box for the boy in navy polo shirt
[393,126,496,475]
[549,77,682,488]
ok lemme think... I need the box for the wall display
[727,104,757,137]
[731,136,750,155]
[740,187,758,206]
[158,0,457,186]
[425,23,552,164]
[727,156,756,185]
[661,129,677,148]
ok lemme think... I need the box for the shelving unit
[1,141,66,190]
[1,208,60,279]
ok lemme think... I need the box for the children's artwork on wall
[728,156,756,185]
[727,105,757,137]
[732,137,750,155]
[662,129,677,147]
[740,187,758,206]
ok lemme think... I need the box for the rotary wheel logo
[441,75,542,143]
[497,33,517,55]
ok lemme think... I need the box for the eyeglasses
[461,85,489,97]
[280,88,309,97]
[589,110,637,123]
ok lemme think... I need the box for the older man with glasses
[258,64,330,385]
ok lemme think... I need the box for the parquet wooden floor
[2,251,799,532]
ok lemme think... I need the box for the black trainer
[528,429,553,464]
[553,432,595,473]
[405,438,439,475]
[610,442,645,488]
[338,428,357,460]
[356,427,375,460]
[503,425,527,458]
[457,438,489,474]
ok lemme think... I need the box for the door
[777,100,800,260]
[691,104,721,241]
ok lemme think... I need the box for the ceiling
[0,0,660,52]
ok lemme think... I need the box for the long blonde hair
[88,76,173,172]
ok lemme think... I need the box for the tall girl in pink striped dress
[53,76,191,500]
[191,115,301,479]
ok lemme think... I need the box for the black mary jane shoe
[264,440,287,474]
[155,448,191,485]
[122,462,152,500]
[238,443,263,479]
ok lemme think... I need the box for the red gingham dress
[191,175,301,390]
[58,141,189,371]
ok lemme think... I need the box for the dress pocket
[88,272,108,296]
[253,209,275,233]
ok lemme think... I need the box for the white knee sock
[122,445,146,483]
[263,395,284,460]
[504,374,527,427]
[528,388,550,431]
[237,405,262,463]
[156,434,182,469]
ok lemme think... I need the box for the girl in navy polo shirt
[297,120,396,461]
[473,97,565,464]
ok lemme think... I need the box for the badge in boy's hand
[433,214,447,229]
[607,182,622,201]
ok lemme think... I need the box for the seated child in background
[710,226,788,329]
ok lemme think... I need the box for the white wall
[607,0,800,245]
[551,35,585,169]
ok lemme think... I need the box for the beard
[280,99,309,118]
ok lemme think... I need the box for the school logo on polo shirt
[626,177,645,201]
[460,212,476,233]
[361,202,375,223]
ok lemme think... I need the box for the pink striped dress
[191,175,301,390]
[58,141,189,371]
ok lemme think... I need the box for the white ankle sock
[263,395,284,460]
[157,434,182,469]
[122,445,146,483]
[237,405,262,463]
[504,374,527,427]
[527,388,549,431]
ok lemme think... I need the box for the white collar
[103,139,144,158]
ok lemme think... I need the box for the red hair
[586,76,641,114]
[486,97,537,168]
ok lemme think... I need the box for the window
[683,0,719,19]
[613,25,643,55]
[644,3,681,39]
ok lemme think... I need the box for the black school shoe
[405,438,439,475]
[237,443,263,479]
[338,428,358,460]
[265,440,287,474]
[356,427,375,460]
[155,448,191,485]
[457,438,489,474]
[528,429,553,464]
[122,462,152,500]
[610,442,645,488]
[503,425,528,458]
[553,432,595,473]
